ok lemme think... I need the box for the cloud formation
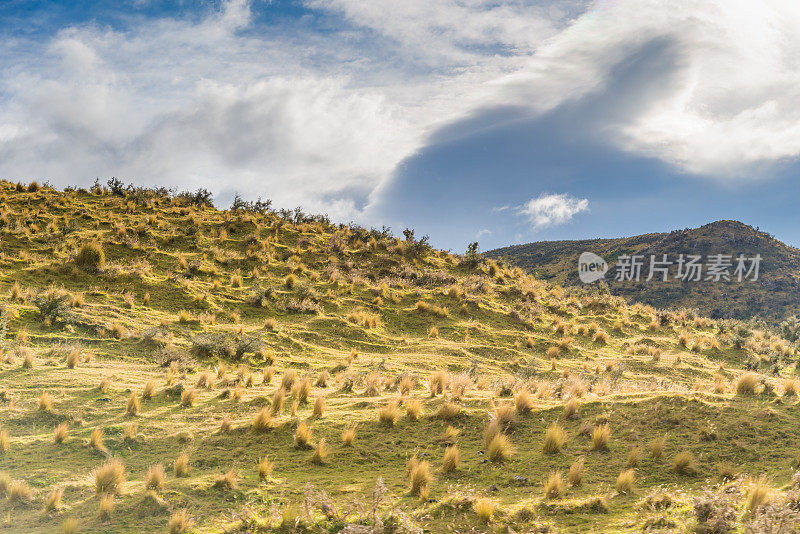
[1,0,799,224]
[518,193,589,230]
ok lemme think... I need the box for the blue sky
[2,0,800,252]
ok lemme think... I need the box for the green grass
[0,182,797,532]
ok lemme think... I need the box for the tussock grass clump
[543,422,567,454]
[487,433,514,463]
[173,453,190,477]
[626,447,641,467]
[746,476,773,513]
[615,469,635,494]
[514,389,534,414]
[568,458,584,486]
[378,402,402,427]
[437,401,461,421]
[93,458,126,495]
[564,398,580,419]
[180,388,197,407]
[280,370,298,391]
[125,392,140,416]
[53,422,69,444]
[142,380,157,400]
[405,399,422,420]
[651,436,666,459]
[544,470,564,499]
[61,517,79,534]
[291,376,312,403]
[493,403,516,429]
[312,438,328,465]
[263,366,274,385]
[257,457,273,480]
[145,464,166,493]
[312,396,325,418]
[98,494,114,519]
[0,429,8,453]
[74,241,105,272]
[590,424,611,451]
[442,444,460,473]
[429,371,449,396]
[341,425,356,446]
[7,478,33,503]
[474,497,497,523]
[38,391,54,413]
[271,387,286,415]
[409,459,432,496]
[736,372,759,395]
[22,351,33,368]
[294,422,313,449]
[66,349,80,369]
[213,470,239,490]
[45,487,63,511]
[168,509,193,534]
[219,415,233,433]
[673,451,697,475]
[783,378,800,397]
[122,423,137,443]
[89,429,107,454]
[252,407,273,433]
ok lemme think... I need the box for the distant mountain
[486,220,800,321]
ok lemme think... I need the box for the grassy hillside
[486,220,800,322]
[1,184,800,533]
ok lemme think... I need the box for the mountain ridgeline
[486,221,800,321]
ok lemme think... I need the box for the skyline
[2,0,800,251]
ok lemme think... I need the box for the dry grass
[492,403,516,429]
[590,424,611,451]
[212,470,239,490]
[651,436,666,459]
[142,380,157,400]
[311,438,328,465]
[514,389,534,414]
[168,509,193,533]
[487,433,514,463]
[405,399,422,420]
[0,429,7,453]
[543,422,567,454]
[89,429,107,454]
[377,402,402,427]
[341,425,356,446]
[746,476,773,514]
[98,493,114,520]
[93,458,126,495]
[474,497,497,523]
[673,450,697,475]
[53,422,69,444]
[257,457,274,481]
[437,401,461,421]
[563,398,580,419]
[615,469,635,494]
[38,391,54,412]
[294,421,313,449]
[145,464,166,493]
[626,446,641,467]
[544,470,564,499]
[409,459,432,496]
[45,487,63,511]
[429,371,449,396]
[568,458,584,486]
[312,396,325,418]
[125,392,140,416]
[736,372,759,395]
[252,407,273,433]
[180,388,197,407]
[173,453,190,477]
[271,387,285,415]
[442,444,460,473]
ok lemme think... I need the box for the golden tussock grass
[312,396,325,418]
[746,475,773,514]
[125,392,140,416]
[651,436,666,459]
[544,470,564,499]
[568,458,584,486]
[38,391,54,413]
[93,458,126,495]
[212,470,239,490]
[563,398,580,419]
[89,428,107,454]
[257,457,274,481]
[145,464,166,493]
[673,450,697,475]
[590,424,611,451]
[294,421,313,449]
[173,453,190,477]
[542,422,567,454]
[378,402,402,427]
[514,389,534,414]
[487,433,514,463]
[474,497,497,523]
[168,509,193,534]
[180,388,196,407]
[615,469,635,494]
[252,407,273,432]
[45,487,63,511]
[409,459,432,496]
[53,422,68,444]
[98,493,114,520]
[442,444,460,473]
[271,387,285,415]
[341,425,356,446]
[437,401,461,421]
[311,438,328,465]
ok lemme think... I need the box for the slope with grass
[486,220,800,321]
[1,183,800,533]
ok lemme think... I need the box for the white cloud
[518,193,589,230]
[2,0,800,223]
